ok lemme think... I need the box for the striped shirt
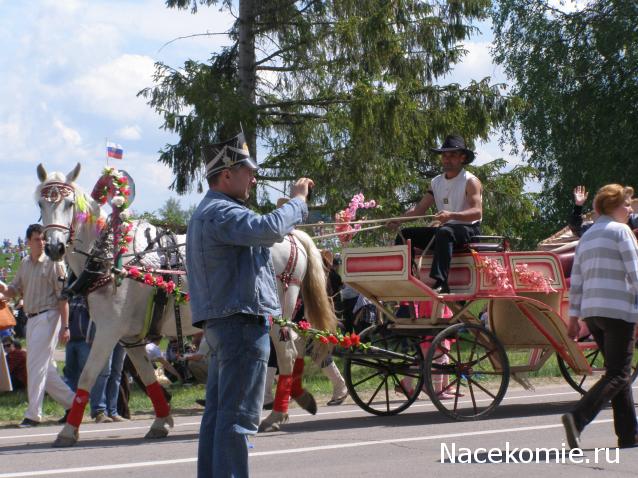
[9,253,66,315]
[569,216,638,323]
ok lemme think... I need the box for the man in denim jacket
[187,132,313,478]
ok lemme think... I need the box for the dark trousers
[395,224,480,284]
[572,317,637,445]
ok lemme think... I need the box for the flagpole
[105,137,109,167]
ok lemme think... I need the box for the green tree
[469,159,539,249]
[141,0,516,221]
[135,198,194,231]
[492,0,638,235]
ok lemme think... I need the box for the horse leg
[258,324,297,432]
[291,337,317,415]
[125,345,174,439]
[53,330,120,448]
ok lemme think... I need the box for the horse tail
[292,229,337,334]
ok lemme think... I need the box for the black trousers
[395,224,480,284]
[572,317,637,445]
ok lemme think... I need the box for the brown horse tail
[292,229,337,334]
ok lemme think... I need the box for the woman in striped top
[562,184,638,449]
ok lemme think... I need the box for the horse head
[36,163,81,261]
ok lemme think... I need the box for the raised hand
[573,186,588,206]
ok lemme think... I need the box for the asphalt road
[2,383,638,478]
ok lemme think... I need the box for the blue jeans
[90,343,126,417]
[198,314,270,478]
[64,340,91,392]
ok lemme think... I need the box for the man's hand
[58,327,70,346]
[435,210,454,225]
[567,316,580,340]
[0,281,7,293]
[573,186,588,206]
[291,178,315,201]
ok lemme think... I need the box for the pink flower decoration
[298,320,310,330]
[166,281,176,294]
[143,273,155,286]
[128,267,141,278]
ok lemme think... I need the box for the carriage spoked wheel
[423,322,510,421]
[343,324,425,416]
[556,343,638,394]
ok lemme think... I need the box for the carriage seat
[558,251,575,279]
[414,235,507,256]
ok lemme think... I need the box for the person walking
[187,132,313,478]
[0,224,74,427]
[562,184,638,449]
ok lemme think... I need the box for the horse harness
[276,234,304,324]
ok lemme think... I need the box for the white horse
[35,163,336,446]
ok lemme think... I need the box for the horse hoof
[294,391,317,415]
[145,427,169,439]
[258,411,288,433]
[52,432,78,448]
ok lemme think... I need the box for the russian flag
[106,141,124,160]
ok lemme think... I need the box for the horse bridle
[39,181,76,245]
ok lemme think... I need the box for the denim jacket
[186,190,308,326]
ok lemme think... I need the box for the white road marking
[0,418,614,477]
[0,388,612,441]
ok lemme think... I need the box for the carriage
[336,235,638,421]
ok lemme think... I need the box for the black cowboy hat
[430,135,475,164]
[203,132,258,179]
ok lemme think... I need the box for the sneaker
[561,413,581,449]
[108,415,128,422]
[94,412,113,424]
[17,418,39,428]
[326,393,348,406]
[57,410,70,424]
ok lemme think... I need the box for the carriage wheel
[423,323,509,421]
[343,325,424,416]
[557,345,638,394]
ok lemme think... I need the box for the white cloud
[117,125,142,141]
[443,41,507,86]
[53,118,82,146]
[72,54,158,122]
[548,0,588,14]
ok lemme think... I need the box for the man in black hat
[186,132,314,478]
[388,135,482,294]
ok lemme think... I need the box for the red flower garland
[119,266,189,304]
[272,317,367,350]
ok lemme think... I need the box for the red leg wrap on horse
[67,388,89,427]
[291,358,305,398]
[273,375,293,413]
[146,381,170,418]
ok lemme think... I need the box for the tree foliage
[141,0,516,224]
[469,159,539,248]
[492,0,638,235]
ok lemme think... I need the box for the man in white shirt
[389,135,482,294]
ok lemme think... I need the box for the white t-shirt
[145,342,163,361]
[430,169,481,225]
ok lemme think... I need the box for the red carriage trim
[346,254,404,274]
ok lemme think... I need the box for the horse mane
[292,229,337,334]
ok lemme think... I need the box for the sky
[0,0,569,244]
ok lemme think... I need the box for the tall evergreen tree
[492,0,638,232]
[141,0,515,219]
